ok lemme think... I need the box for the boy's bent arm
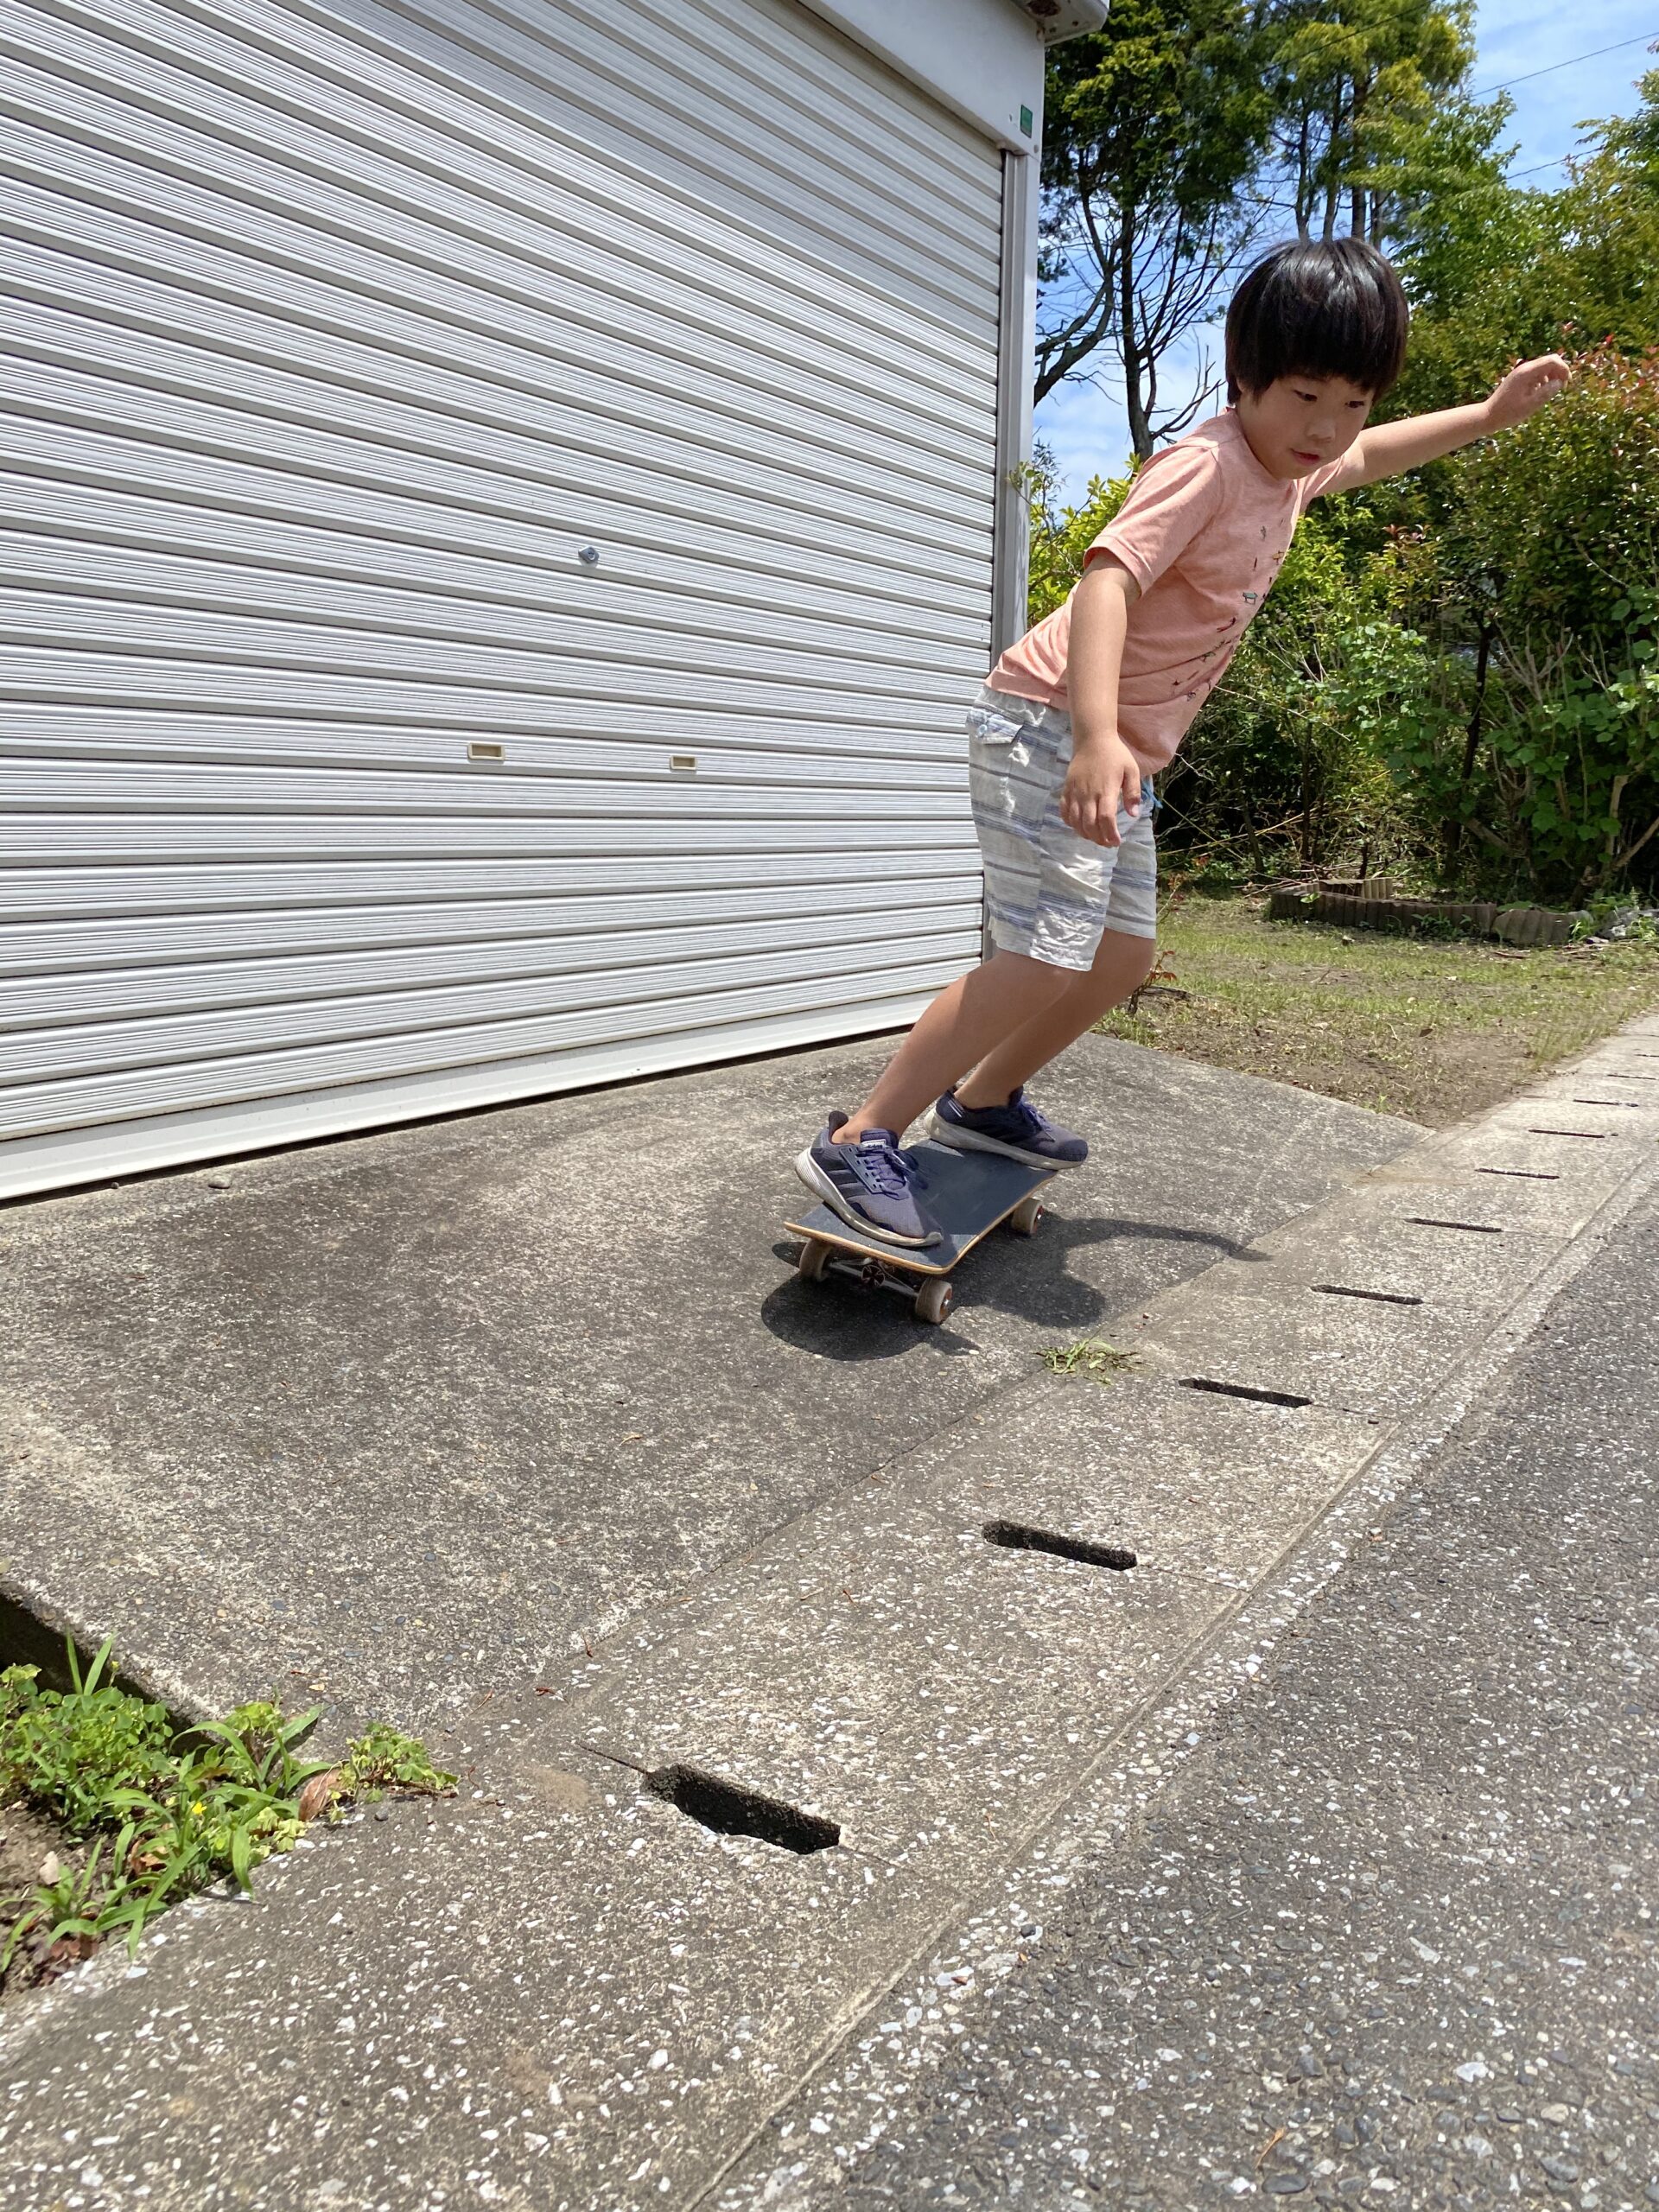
[1321,353,1572,493]
[1062,556,1142,849]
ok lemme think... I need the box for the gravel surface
[812,1192,1659,2210]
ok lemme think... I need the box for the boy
[796,237,1569,1247]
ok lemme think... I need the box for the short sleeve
[1085,442,1223,594]
[1296,456,1350,512]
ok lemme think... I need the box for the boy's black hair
[1225,238,1409,402]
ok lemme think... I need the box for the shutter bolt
[577,545,601,565]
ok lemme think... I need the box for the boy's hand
[1483,354,1571,431]
[1061,734,1141,848]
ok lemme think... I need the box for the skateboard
[785,1140,1057,1325]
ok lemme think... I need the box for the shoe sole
[923,1109,1085,1170]
[791,1148,942,1249]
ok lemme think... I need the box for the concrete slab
[567,1518,1222,1870]
[1126,1258,1497,1419]
[0,1758,956,2212]
[1427,1118,1652,1187]
[1525,1077,1659,1118]
[490,1377,1377,1880]
[1247,1199,1572,1306]
[903,1371,1376,1586]
[1342,1154,1602,1237]
[1122,1050,1659,1419]
[1338,1055,1656,1233]
[0,1032,1414,1734]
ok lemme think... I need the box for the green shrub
[1023,451,1131,623]
[1386,345,1659,901]
[1175,512,1426,876]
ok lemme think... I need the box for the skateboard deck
[785,1140,1057,1323]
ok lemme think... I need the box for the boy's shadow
[760,1207,1268,1364]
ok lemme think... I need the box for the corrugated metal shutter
[0,0,1004,1196]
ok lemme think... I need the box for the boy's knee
[987,948,1075,999]
[1023,954,1084,1001]
[1089,929,1158,983]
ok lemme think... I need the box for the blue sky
[1036,0,1659,493]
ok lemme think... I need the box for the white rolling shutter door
[0,0,1004,1196]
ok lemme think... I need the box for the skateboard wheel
[797,1237,831,1283]
[913,1278,954,1325]
[1010,1196,1046,1236]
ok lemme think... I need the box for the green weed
[0,1642,172,1830]
[0,1640,456,1986]
[338,1724,454,1801]
[1042,1338,1135,1383]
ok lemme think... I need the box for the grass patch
[1096,895,1659,1125]
[0,1638,454,1998]
[1042,1338,1135,1382]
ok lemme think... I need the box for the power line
[1471,29,1658,99]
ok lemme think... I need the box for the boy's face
[1236,373,1374,480]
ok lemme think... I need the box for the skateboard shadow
[762,1208,1264,1362]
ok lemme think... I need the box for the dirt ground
[1098,896,1659,1127]
[0,1798,94,1999]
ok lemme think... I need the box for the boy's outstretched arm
[1325,353,1573,492]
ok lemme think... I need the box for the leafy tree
[1037,0,1274,455]
[1390,73,1659,418]
[1262,0,1485,244]
[1033,0,1499,455]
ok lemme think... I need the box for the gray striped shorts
[966,684,1159,970]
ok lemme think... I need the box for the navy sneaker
[794,1113,943,1248]
[925,1086,1088,1169]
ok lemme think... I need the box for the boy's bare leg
[956,927,1157,1109]
[834,949,1073,1143]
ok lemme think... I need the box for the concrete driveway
[0,1028,1414,1732]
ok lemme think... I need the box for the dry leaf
[297,1769,344,1821]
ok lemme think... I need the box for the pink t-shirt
[988,410,1345,773]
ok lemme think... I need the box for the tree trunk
[1446,616,1493,874]
[1320,86,1351,240]
[1348,78,1370,240]
[1237,785,1269,878]
[1120,207,1153,461]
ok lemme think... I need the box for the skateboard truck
[797,1236,960,1323]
